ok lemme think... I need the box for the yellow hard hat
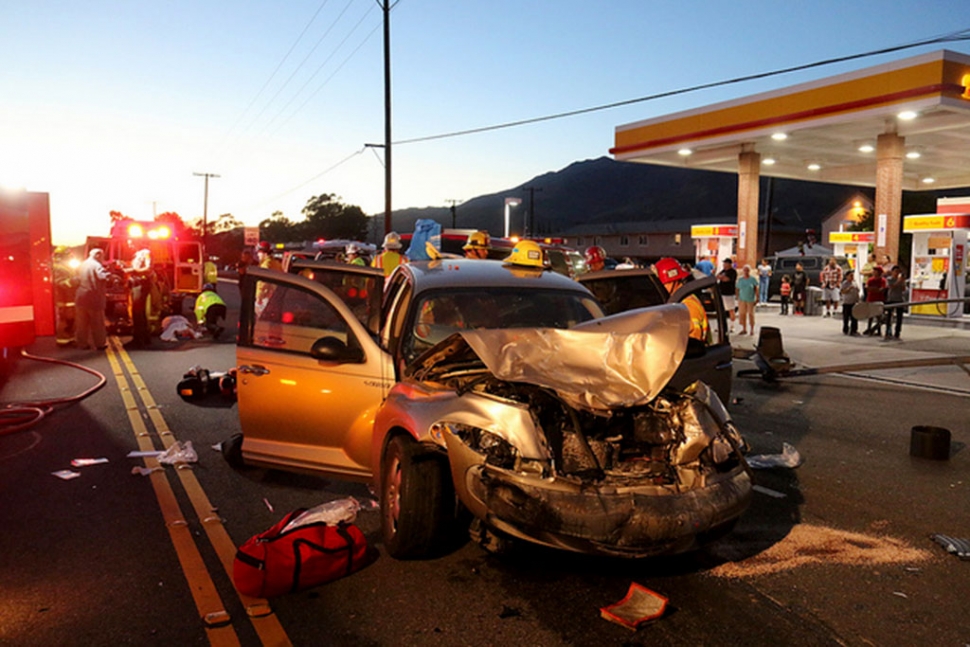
[463,230,491,250]
[504,239,546,268]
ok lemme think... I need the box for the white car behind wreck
[226,258,752,559]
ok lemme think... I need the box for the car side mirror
[310,336,365,363]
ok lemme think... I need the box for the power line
[393,29,970,146]
[210,0,332,158]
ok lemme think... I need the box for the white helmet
[382,232,402,250]
[345,242,361,256]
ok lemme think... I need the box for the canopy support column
[875,131,904,264]
[737,149,761,268]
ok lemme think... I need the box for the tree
[258,211,295,244]
[301,193,368,241]
[156,212,190,239]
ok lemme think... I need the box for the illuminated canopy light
[677,148,692,156]
[921,177,936,184]
[897,110,918,121]
[905,150,921,159]
[807,163,821,171]
[770,132,788,141]
[763,157,776,165]
[858,143,874,153]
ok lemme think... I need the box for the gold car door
[236,267,393,480]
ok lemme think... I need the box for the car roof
[400,258,595,295]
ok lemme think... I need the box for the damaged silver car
[229,259,751,559]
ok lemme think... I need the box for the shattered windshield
[403,287,602,365]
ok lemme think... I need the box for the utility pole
[523,186,543,237]
[445,199,462,228]
[382,0,392,234]
[193,172,220,256]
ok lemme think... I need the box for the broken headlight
[449,423,518,470]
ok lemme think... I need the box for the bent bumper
[445,434,752,558]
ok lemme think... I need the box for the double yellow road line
[106,338,292,646]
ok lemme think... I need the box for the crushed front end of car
[405,304,752,558]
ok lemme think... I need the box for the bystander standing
[716,258,738,332]
[840,270,860,335]
[792,262,808,315]
[882,265,907,341]
[779,275,792,315]
[864,266,887,336]
[74,248,110,350]
[736,265,759,335]
[820,257,843,317]
[757,258,772,306]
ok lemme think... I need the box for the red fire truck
[1,189,54,365]
[85,219,204,336]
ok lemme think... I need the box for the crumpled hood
[408,303,690,411]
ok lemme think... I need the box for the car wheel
[381,434,452,559]
[221,433,246,469]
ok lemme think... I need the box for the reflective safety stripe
[111,338,292,645]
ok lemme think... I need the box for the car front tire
[380,434,452,559]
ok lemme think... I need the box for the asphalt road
[1,285,968,646]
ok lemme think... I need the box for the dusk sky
[2,0,969,245]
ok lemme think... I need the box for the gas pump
[691,224,737,269]
[828,230,873,291]
[904,198,969,318]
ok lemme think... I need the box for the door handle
[238,364,270,376]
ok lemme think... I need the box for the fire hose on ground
[0,349,107,436]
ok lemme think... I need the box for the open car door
[236,264,392,480]
[578,269,733,402]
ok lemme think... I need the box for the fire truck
[1,189,54,365]
[86,219,204,336]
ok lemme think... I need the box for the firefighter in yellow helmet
[654,257,709,342]
[503,239,546,268]
[463,230,491,259]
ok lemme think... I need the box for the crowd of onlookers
[690,252,908,341]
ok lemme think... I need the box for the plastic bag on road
[282,497,361,533]
[745,442,802,469]
[158,441,199,465]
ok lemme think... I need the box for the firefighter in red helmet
[654,257,709,342]
[584,245,606,272]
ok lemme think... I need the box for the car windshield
[403,287,602,365]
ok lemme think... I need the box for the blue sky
[2,0,969,244]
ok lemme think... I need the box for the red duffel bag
[233,508,369,598]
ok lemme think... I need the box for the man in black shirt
[716,257,738,333]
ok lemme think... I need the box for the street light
[504,197,521,238]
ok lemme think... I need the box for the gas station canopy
[611,50,970,191]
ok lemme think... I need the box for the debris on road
[745,442,802,469]
[70,458,109,467]
[931,534,970,560]
[752,484,787,498]
[282,497,361,532]
[600,582,668,631]
[51,470,81,480]
[158,441,198,465]
[131,466,163,476]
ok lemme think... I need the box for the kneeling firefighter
[194,283,227,340]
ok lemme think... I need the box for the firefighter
[654,257,709,342]
[75,248,110,350]
[345,242,366,266]
[585,245,607,272]
[52,248,78,346]
[194,283,227,340]
[372,232,407,276]
[203,256,219,288]
[463,230,491,259]
[126,247,153,347]
[255,241,283,315]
